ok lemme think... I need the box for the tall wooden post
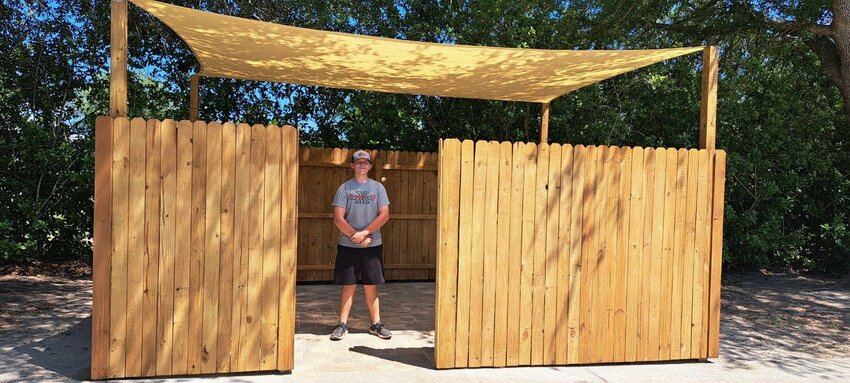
[699,45,719,150]
[189,74,199,122]
[540,102,550,144]
[110,0,128,117]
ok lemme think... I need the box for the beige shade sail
[130,0,703,103]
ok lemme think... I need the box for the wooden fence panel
[91,117,298,379]
[435,139,727,369]
[296,147,438,282]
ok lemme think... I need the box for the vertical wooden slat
[555,144,573,365]
[232,123,251,370]
[261,126,282,370]
[659,148,678,360]
[638,148,656,361]
[493,141,513,367]
[428,153,439,279]
[428,152,438,280]
[303,156,316,281]
[708,151,727,358]
[624,147,644,362]
[530,142,549,365]
[278,125,299,371]
[593,146,611,363]
[543,143,561,365]
[435,140,460,368]
[599,145,611,362]
[505,142,525,367]
[217,122,236,372]
[518,142,537,365]
[701,152,715,358]
[467,141,488,367]
[614,147,632,362]
[126,117,146,376]
[91,116,113,379]
[454,139,475,368]
[244,124,266,371]
[156,119,176,375]
[398,154,410,280]
[567,145,585,364]
[142,119,161,376]
[670,149,688,360]
[201,122,222,373]
[680,149,699,358]
[603,146,620,362]
[108,117,129,378]
[188,120,207,374]
[692,150,711,358]
[578,145,597,364]
[648,148,666,361]
[92,116,113,380]
[412,152,424,279]
[171,120,193,374]
[481,142,500,366]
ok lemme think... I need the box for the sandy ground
[0,271,847,382]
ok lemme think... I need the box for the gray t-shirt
[332,178,390,247]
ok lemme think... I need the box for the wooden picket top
[92,117,298,379]
[435,138,726,368]
[296,147,438,282]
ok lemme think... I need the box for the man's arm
[333,206,359,241]
[349,205,389,244]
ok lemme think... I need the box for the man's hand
[361,237,372,247]
[351,230,370,244]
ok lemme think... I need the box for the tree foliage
[2,0,848,274]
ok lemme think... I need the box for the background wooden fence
[92,117,298,379]
[435,139,726,368]
[297,147,438,281]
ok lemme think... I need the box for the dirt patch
[0,275,91,340]
[719,271,850,362]
[0,260,91,280]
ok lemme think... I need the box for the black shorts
[333,244,385,285]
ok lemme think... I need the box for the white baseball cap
[351,150,372,163]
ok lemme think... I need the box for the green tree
[2,0,848,275]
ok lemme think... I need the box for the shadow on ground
[718,272,850,379]
[349,346,435,368]
[13,316,91,381]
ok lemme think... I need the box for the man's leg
[331,284,356,340]
[338,284,357,323]
[365,284,392,339]
[363,284,381,324]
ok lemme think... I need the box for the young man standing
[329,150,392,340]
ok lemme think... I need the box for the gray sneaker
[369,322,392,339]
[330,321,347,341]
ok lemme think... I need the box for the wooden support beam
[540,102,550,144]
[699,45,719,150]
[189,74,199,122]
[109,0,128,117]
